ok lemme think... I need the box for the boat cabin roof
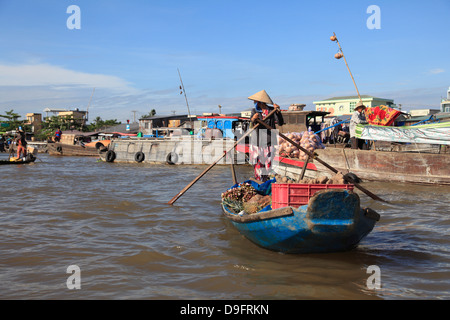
[279,110,330,133]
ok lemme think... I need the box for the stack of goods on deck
[271,172,354,209]
[274,172,348,185]
[221,182,272,214]
[277,131,325,161]
[222,173,352,214]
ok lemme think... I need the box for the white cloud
[0,63,132,90]
[428,68,445,75]
[0,63,147,121]
[0,63,445,123]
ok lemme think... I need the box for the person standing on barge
[350,102,368,150]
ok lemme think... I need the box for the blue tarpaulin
[228,178,276,196]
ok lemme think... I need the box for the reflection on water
[0,153,449,299]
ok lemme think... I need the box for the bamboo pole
[177,68,193,129]
[256,118,389,203]
[167,108,279,205]
[332,32,362,103]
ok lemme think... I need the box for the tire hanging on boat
[135,151,145,163]
[344,172,362,183]
[56,146,63,153]
[166,152,178,165]
[106,150,116,163]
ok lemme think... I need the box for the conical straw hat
[356,101,366,110]
[248,90,273,105]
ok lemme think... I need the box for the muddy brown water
[0,153,449,300]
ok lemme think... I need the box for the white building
[441,87,450,113]
[314,95,395,117]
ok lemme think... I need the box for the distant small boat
[0,154,37,165]
[221,184,380,254]
[48,130,110,157]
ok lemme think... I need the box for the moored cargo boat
[48,142,104,157]
[273,122,450,185]
[99,136,247,165]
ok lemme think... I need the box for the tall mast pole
[177,68,193,129]
[86,87,96,125]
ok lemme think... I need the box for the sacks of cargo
[275,172,349,185]
[277,131,325,161]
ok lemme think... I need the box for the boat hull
[273,147,450,185]
[48,143,100,157]
[0,156,37,165]
[222,189,379,254]
[99,137,247,165]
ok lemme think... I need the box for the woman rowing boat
[248,90,284,182]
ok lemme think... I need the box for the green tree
[0,109,23,131]
[37,114,80,141]
[86,117,121,131]
[142,109,156,118]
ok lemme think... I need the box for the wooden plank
[222,206,294,223]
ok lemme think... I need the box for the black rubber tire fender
[135,151,145,163]
[106,150,116,163]
[166,152,178,165]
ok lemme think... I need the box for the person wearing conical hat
[248,90,284,182]
[350,101,368,150]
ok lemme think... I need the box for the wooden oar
[8,145,13,161]
[167,108,279,205]
[255,119,389,203]
[8,136,15,161]
[230,155,238,185]
[297,154,311,182]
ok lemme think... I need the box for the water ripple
[0,153,448,299]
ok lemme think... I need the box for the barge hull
[274,148,450,185]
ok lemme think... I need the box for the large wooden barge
[274,146,450,185]
[273,119,450,185]
[98,135,247,165]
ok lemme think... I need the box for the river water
[0,153,449,300]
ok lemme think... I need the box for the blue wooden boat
[222,188,380,254]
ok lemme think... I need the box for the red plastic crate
[271,183,355,209]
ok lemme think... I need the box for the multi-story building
[25,113,43,133]
[313,95,395,116]
[440,87,450,113]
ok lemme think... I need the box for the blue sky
[0,0,448,122]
